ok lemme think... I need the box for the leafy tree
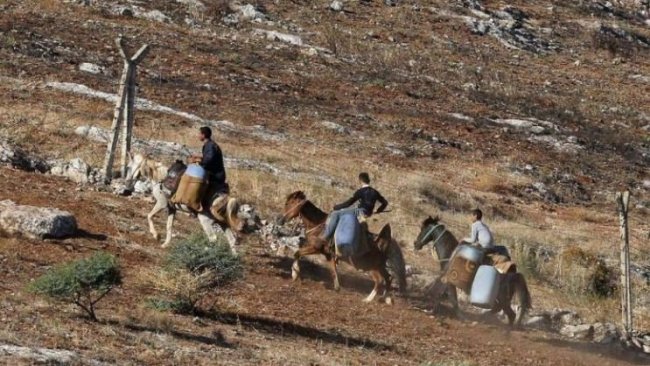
[29,252,121,321]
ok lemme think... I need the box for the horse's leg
[446,285,461,317]
[197,213,219,243]
[379,266,393,305]
[161,209,176,248]
[292,245,321,281]
[147,188,168,240]
[363,270,383,303]
[328,256,340,291]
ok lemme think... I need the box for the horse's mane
[300,200,328,223]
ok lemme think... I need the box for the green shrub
[149,233,243,314]
[165,232,243,286]
[28,252,121,321]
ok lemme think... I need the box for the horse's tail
[377,224,408,294]
[511,273,532,325]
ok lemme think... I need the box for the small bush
[28,252,121,321]
[149,233,243,314]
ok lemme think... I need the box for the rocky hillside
[0,0,649,364]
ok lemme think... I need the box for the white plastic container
[470,265,502,309]
[455,245,484,264]
[185,164,205,180]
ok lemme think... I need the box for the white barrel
[456,245,484,264]
[470,265,501,309]
[185,164,205,179]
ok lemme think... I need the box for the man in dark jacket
[333,172,388,218]
[321,173,388,256]
[189,127,230,215]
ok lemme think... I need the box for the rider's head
[471,208,483,222]
[199,126,212,142]
[359,172,370,185]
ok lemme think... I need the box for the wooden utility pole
[616,191,632,335]
[102,36,149,184]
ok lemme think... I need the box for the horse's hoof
[161,243,170,249]
[385,297,393,305]
[333,285,340,292]
[152,233,160,240]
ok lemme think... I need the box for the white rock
[0,200,77,239]
[530,125,546,134]
[642,180,650,190]
[254,29,303,46]
[49,158,93,184]
[320,121,349,134]
[133,180,153,194]
[592,323,619,344]
[139,9,169,23]
[560,324,594,340]
[79,62,104,75]
[330,0,343,11]
[0,344,77,364]
[237,4,266,20]
[525,315,550,329]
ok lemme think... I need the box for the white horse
[125,153,243,253]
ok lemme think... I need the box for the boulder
[0,140,49,172]
[592,323,619,344]
[560,324,594,340]
[49,158,98,184]
[0,200,77,239]
[320,121,349,134]
[329,0,343,11]
[133,180,153,194]
[78,62,104,75]
[525,315,551,330]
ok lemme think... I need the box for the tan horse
[125,153,243,253]
[414,216,531,326]
[278,191,407,303]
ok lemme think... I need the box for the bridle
[281,198,326,235]
[417,223,449,260]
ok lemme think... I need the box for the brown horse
[414,216,531,326]
[278,191,407,302]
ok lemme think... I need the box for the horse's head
[125,152,146,185]
[277,191,307,225]
[375,223,393,253]
[414,215,441,251]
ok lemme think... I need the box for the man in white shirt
[463,209,516,273]
[463,209,495,249]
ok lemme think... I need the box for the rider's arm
[375,191,388,213]
[333,190,360,211]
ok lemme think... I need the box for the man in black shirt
[321,173,389,255]
[189,126,229,212]
[333,172,388,218]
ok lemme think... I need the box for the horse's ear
[176,159,183,164]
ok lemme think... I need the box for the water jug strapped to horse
[125,153,244,253]
[278,191,407,303]
[414,216,531,326]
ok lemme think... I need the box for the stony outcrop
[0,200,77,239]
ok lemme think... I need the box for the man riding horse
[461,209,515,274]
[320,172,388,257]
[188,126,231,222]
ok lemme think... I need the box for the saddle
[162,160,187,195]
